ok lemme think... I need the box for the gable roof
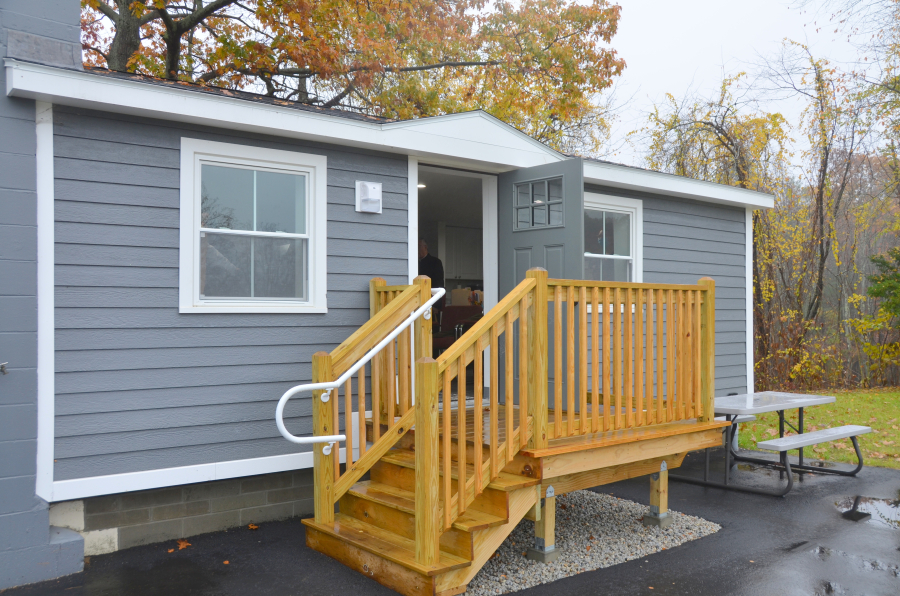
[5,59,772,209]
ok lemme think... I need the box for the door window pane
[548,178,563,201]
[514,177,564,229]
[532,181,546,204]
[517,208,532,228]
[533,205,547,226]
[549,203,563,226]
[516,184,531,207]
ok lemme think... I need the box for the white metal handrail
[275,287,445,454]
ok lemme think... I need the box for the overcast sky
[606,0,862,164]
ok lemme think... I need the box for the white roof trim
[6,59,773,210]
[583,161,773,210]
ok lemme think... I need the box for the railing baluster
[566,285,576,436]
[443,369,451,530]
[591,287,600,434]
[645,289,655,425]
[345,378,353,466]
[458,354,467,515]
[554,285,563,439]
[603,287,611,432]
[625,287,634,429]
[490,321,500,477]
[677,290,686,421]
[372,351,381,441]
[666,289,676,422]
[474,337,484,493]
[579,286,588,436]
[398,321,410,415]
[613,287,623,429]
[518,295,529,448]
[358,368,366,458]
[656,289,665,424]
[505,311,514,462]
[684,290,693,419]
[636,289,644,427]
[693,290,702,419]
[387,338,396,424]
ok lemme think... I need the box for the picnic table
[670,391,871,496]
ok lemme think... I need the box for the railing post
[413,275,433,362]
[415,357,440,566]
[312,351,335,524]
[369,277,386,317]
[526,268,548,450]
[698,278,716,422]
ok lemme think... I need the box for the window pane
[605,211,631,256]
[201,232,251,297]
[584,256,632,282]
[532,205,547,226]
[254,236,308,299]
[516,184,531,206]
[201,165,254,230]
[548,178,563,201]
[257,170,306,234]
[584,208,606,255]
[517,207,532,229]
[532,181,546,204]
[549,203,563,226]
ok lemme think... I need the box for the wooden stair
[303,441,538,596]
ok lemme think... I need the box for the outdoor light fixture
[355,180,383,213]
[417,183,426,188]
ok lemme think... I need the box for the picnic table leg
[643,462,673,528]
[527,492,560,563]
[798,407,804,468]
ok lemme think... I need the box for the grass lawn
[737,388,900,470]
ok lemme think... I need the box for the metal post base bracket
[642,511,673,528]
[526,545,561,563]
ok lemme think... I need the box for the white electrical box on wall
[355,181,383,213]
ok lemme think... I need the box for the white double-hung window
[582,192,642,283]
[179,138,327,313]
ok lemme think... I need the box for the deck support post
[526,268,548,450]
[643,461,672,528]
[527,486,560,563]
[415,357,440,566]
[312,351,335,525]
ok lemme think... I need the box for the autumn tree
[81,0,626,152]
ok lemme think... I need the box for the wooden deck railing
[542,277,716,440]
[304,268,715,565]
[310,277,431,525]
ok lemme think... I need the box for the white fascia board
[5,60,558,171]
[583,160,774,211]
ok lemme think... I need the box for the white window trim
[179,138,327,313]
[583,192,643,283]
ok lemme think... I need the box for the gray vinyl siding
[585,183,748,395]
[53,106,409,481]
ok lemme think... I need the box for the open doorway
[417,167,484,357]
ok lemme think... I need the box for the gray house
[0,1,773,588]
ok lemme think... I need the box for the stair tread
[380,449,540,492]
[302,514,470,576]
[350,481,509,531]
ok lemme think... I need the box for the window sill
[179,302,327,314]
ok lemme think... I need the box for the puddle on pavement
[835,494,900,529]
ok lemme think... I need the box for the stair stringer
[435,484,538,595]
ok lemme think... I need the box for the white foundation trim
[35,101,54,501]
[746,207,755,393]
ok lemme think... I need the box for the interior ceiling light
[417,183,427,188]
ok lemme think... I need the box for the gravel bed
[465,490,721,595]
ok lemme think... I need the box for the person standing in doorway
[418,238,445,311]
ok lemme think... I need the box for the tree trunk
[106,4,142,71]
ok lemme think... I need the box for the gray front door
[497,158,583,410]
[497,158,584,295]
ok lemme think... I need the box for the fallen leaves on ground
[248,524,259,530]
[167,549,174,553]
[177,539,191,550]
[223,561,229,565]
